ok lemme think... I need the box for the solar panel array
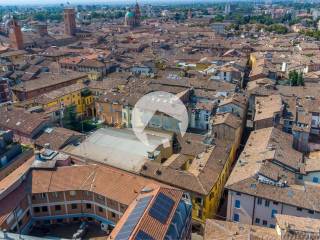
[148,192,175,224]
[115,196,152,240]
[135,230,155,240]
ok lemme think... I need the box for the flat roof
[63,128,172,173]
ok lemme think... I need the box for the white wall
[302,172,320,185]
[218,104,244,119]
[227,190,254,225]
[227,190,320,228]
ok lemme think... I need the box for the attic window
[250,183,257,189]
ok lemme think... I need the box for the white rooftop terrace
[64,127,173,173]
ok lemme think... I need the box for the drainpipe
[252,196,256,225]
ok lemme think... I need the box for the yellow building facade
[190,145,235,224]
[37,83,93,115]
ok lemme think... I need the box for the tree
[289,70,304,86]
[62,105,78,130]
[297,72,304,86]
[289,70,298,86]
[34,12,46,21]
[213,14,224,22]
[266,24,288,34]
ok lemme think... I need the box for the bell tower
[134,1,141,26]
[64,8,76,36]
[9,18,24,50]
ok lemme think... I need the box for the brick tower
[9,18,24,50]
[64,8,76,36]
[134,1,141,26]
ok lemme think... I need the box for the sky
[0,0,212,5]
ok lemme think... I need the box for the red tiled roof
[109,186,183,240]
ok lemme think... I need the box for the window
[271,209,277,218]
[71,204,77,209]
[233,213,240,222]
[257,198,262,205]
[263,220,267,226]
[40,193,46,199]
[298,175,303,180]
[42,206,48,212]
[236,192,241,196]
[86,203,92,209]
[297,207,302,211]
[255,218,260,224]
[55,205,61,211]
[235,200,241,208]
[69,191,76,196]
[270,224,275,228]
[265,200,270,207]
[308,210,315,214]
[195,197,203,206]
[26,210,30,217]
[98,207,103,212]
[273,201,278,205]
[33,207,40,213]
[312,177,319,183]
[111,212,116,218]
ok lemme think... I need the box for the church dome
[125,11,135,19]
